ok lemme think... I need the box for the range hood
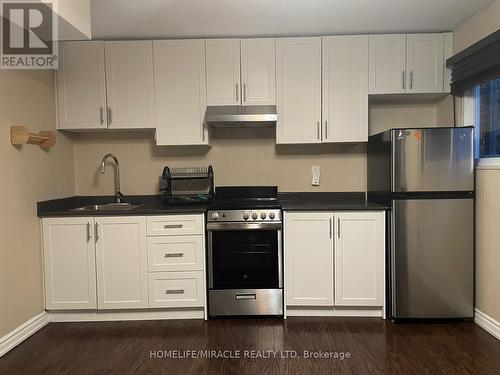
[205,105,277,127]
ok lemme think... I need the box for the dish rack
[160,165,214,204]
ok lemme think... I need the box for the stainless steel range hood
[205,105,277,127]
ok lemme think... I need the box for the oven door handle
[207,222,282,231]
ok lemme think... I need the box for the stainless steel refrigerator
[368,127,474,319]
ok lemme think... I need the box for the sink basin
[70,203,143,212]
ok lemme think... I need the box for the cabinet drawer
[148,271,204,308]
[147,236,204,272]
[147,214,204,236]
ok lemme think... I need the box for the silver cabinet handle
[235,83,239,102]
[99,107,104,125]
[409,71,414,90]
[325,120,328,140]
[94,222,99,242]
[107,107,112,125]
[165,289,185,295]
[235,293,256,300]
[243,83,247,103]
[164,253,184,258]
[329,218,332,239]
[317,121,320,140]
[337,218,341,239]
[402,70,405,90]
[87,222,91,242]
[164,224,183,229]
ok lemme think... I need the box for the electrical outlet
[311,166,320,186]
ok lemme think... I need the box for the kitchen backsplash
[73,99,453,195]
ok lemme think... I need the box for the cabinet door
[276,37,322,144]
[334,211,385,306]
[368,35,406,94]
[241,38,276,105]
[104,41,155,129]
[406,34,444,93]
[322,36,368,143]
[42,218,97,309]
[57,41,107,129]
[153,40,208,146]
[284,212,334,306]
[206,39,241,105]
[95,216,148,309]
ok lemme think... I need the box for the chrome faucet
[100,154,124,203]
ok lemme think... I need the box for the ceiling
[91,0,494,39]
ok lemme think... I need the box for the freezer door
[392,128,474,192]
[391,198,474,318]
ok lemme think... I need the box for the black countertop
[38,192,389,218]
[37,195,209,217]
[278,192,389,211]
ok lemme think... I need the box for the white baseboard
[286,306,383,318]
[475,308,500,341]
[0,312,49,357]
[48,308,205,322]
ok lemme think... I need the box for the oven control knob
[269,212,276,220]
[211,212,219,220]
[251,212,258,220]
[260,212,267,219]
[243,212,250,220]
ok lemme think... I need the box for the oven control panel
[208,209,282,222]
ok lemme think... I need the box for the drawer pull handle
[164,224,183,229]
[164,253,184,258]
[165,289,185,295]
[235,294,256,300]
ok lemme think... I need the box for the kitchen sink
[70,203,143,212]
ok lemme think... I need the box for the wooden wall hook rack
[10,125,56,151]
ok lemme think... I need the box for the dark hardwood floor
[1,318,499,374]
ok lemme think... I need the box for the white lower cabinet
[284,211,385,312]
[334,212,385,306]
[146,214,206,311]
[42,217,97,309]
[147,236,204,272]
[42,214,206,313]
[148,271,204,308]
[284,212,334,306]
[95,216,148,309]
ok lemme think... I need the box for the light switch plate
[311,166,320,186]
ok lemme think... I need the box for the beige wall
[453,0,500,53]
[452,0,500,322]
[73,101,447,196]
[476,169,500,322]
[0,70,75,337]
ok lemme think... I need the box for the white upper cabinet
[241,38,276,105]
[95,216,148,309]
[104,41,156,129]
[153,40,208,146]
[406,34,444,94]
[369,33,447,95]
[206,39,241,106]
[42,217,97,310]
[322,36,368,143]
[276,37,322,144]
[285,212,334,306]
[334,212,385,307]
[57,41,107,130]
[368,35,406,95]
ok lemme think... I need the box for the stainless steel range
[207,186,283,317]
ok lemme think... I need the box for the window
[474,77,500,159]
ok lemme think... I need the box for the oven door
[207,222,283,290]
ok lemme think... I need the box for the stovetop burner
[208,186,281,222]
[210,186,281,210]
